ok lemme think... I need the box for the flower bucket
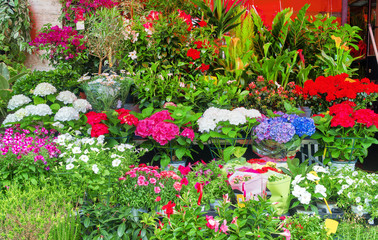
[330,160,356,172]
[228,172,268,201]
[252,138,301,163]
[267,176,291,215]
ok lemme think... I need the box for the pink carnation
[154,186,161,194]
[173,182,182,191]
[152,122,179,145]
[181,128,195,141]
[149,177,157,184]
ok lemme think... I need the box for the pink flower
[180,128,195,141]
[119,177,125,181]
[206,215,216,229]
[155,196,161,202]
[151,122,179,146]
[143,22,153,29]
[173,182,182,191]
[231,216,238,225]
[159,182,165,188]
[135,119,155,138]
[130,173,137,178]
[178,165,191,176]
[138,175,145,182]
[149,178,157,185]
[143,181,149,186]
[137,179,144,186]
[220,220,228,234]
[223,194,230,203]
[149,110,174,125]
[180,177,188,186]
[154,187,161,194]
[279,228,291,240]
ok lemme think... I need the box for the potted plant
[312,101,378,170]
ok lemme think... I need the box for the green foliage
[80,203,156,240]
[279,158,314,179]
[144,0,197,15]
[12,68,81,97]
[335,220,378,239]
[48,209,82,240]
[0,0,32,63]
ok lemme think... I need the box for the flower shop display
[253,112,316,164]
[198,107,261,161]
[0,126,60,189]
[312,102,378,168]
[135,105,201,168]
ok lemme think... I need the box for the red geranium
[353,109,375,127]
[199,63,210,72]
[86,111,108,125]
[91,123,109,137]
[116,108,139,126]
[194,40,203,49]
[187,48,200,60]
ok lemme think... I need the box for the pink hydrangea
[180,127,195,141]
[152,122,179,145]
[135,119,155,138]
[149,110,174,125]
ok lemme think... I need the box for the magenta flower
[220,220,228,234]
[180,177,188,186]
[154,186,161,194]
[151,122,179,145]
[180,127,195,141]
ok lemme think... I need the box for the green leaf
[47,94,56,103]
[175,148,186,160]
[34,96,45,105]
[50,103,60,111]
[117,222,126,237]
[160,154,170,168]
[84,218,90,228]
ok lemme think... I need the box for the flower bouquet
[135,104,201,168]
[198,107,261,161]
[253,112,316,164]
[311,102,378,167]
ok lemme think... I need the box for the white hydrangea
[2,114,18,126]
[56,91,77,104]
[14,108,29,121]
[25,105,37,115]
[33,82,57,97]
[198,117,217,133]
[34,104,53,116]
[232,107,261,119]
[73,99,92,113]
[54,107,79,122]
[7,94,32,110]
[228,111,247,125]
[202,107,220,120]
[214,109,231,123]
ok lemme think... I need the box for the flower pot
[316,201,338,214]
[330,161,356,172]
[293,206,317,215]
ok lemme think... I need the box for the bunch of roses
[254,112,315,143]
[296,74,378,112]
[0,126,60,171]
[135,110,194,145]
[30,25,86,61]
[245,76,300,113]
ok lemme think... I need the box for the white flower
[228,112,247,125]
[356,205,364,212]
[74,130,81,135]
[315,184,327,198]
[341,184,349,190]
[352,171,358,177]
[73,99,92,113]
[203,107,220,120]
[337,189,343,195]
[128,50,137,60]
[198,117,216,133]
[365,198,370,206]
[34,104,53,116]
[355,197,361,203]
[87,138,95,145]
[372,180,377,185]
[298,191,312,205]
[232,108,261,119]
[117,145,125,152]
[72,147,81,154]
[292,175,305,186]
[34,82,57,97]
[112,159,121,167]
[92,164,99,174]
[368,218,375,225]
[214,109,231,123]
[84,149,89,154]
[306,173,320,182]
[87,128,92,135]
[52,122,64,129]
[14,108,28,121]
[313,166,329,174]
[56,91,77,104]
[97,135,105,145]
[7,94,31,110]
[66,163,75,170]
[2,114,17,126]
[79,155,89,163]
[111,154,118,158]
[292,185,307,198]
[347,192,352,198]
[91,147,99,152]
[346,178,354,185]
[54,107,79,122]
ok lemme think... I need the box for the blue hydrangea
[292,117,316,137]
[254,120,272,141]
[269,122,296,143]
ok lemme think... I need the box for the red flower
[297,49,305,65]
[329,103,354,116]
[198,20,207,27]
[187,48,200,60]
[193,40,203,49]
[116,109,139,126]
[155,196,161,202]
[178,165,190,176]
[180,177,188,186]
[330,114,355,128]
[199,63,210,72]
[162,201,175,218]
[353,109,376,127]
[91,123,109,137]
[86,111,107,125]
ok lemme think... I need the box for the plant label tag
[76,21,85,30]
[236,194,245,208]
[324,219,338,235]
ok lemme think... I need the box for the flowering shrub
[312,102,378,163]
[0,126,60,189]
[296,74,378,113]
[135,105,200,167]
[55,133,146,196]
[118,165,181,210]
[2,83,90,131]
[30,25,87,66]
[245,76,302,114]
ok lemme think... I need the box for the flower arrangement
[253,112,316,162]
[55,133,147,196]
[296,74,378,113]
[135,105,200,167]
[0,126,60,189]
[118,165,182,211]
[312,102,378,164]
[198,107,261,161]
[2,82,90,131]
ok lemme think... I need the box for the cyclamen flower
[33,83,57,97]
[56,91,77,104]
[7,94,32,110]
[54,107,79,122]
[73,99,92,113]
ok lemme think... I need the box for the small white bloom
[87,128,92,135]
[315,184,327,198]
[292,175,305,186]
[117,145,125,152]
[368,218,375,225]
[34,82,57,97]
[346,178,354,185]
[313,165,329,174]
[73,99,92,113]
[79,155,89,163]
[87,138,95,145]
[90,147,99,152]
[352,171,358,177]
[52,122,65,129]
[355,197,361,203]
[112,159,121,167]
[92,164,99,174]
[84,149,89,154]
[298,191,312,205]
[128,50,137,60]
[347,192,352,198]
[56,91,77,104]
[111,154,118,158]
[228,112,247,126]
[75,130,82,135]
[7,94,32,110]
[66,163,75,170]
[306,173,320,182]
[72,147,81,154]
[356,205,364,212]
[337,190,343,195]
[97,135,105,145]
